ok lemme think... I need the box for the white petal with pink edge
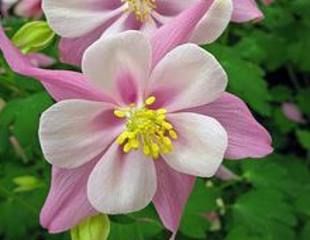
[148,44,227,112]
[82,31,152,104]
[87,143,157,214]
[162,112,228,177]
[42,0,124,38]
[39,99,122,169]
[191,0,233,44]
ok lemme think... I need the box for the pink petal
[87,143,157,214]
[215,166,239,181]
[39,99,123,169]
[26,53,55,67]
[231,0,264,23]
[40,161,98,233]
[150,0,214,67]
[153,159,195,238]
[190,0,233,44]
[59,23,112,66]
[82,31,151,104]
[282,102,305,124]
[189,92,273,159]
[163,112,228,177]
[148,44,227,112]
[0,26,109,102]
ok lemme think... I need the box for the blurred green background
[0,0,310,239]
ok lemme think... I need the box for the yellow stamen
[121,0,156,22]
[145,96,156,105]
[114,96,178,159]
[114,110,126,118]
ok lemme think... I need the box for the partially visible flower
[14,0,42,19]
[1,0,42,18]
[282,102,306,124]
[1,0,17,16]
[42,0,234,65]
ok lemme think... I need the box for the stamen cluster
[114,96,178,159]
[121,0,156,22]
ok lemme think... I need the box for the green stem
[286,64,301,90]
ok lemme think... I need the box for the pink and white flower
[43,0,234,65]
[0,3,272,236]
[38,31,272,237]
[39,30,230,215]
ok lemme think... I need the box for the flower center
[121,0,156,22]
[114,96,178,159]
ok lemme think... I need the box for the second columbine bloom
[39,31,229,214]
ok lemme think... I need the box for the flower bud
[71,214,110,240]
[13,175,43,192]
[12,21,55,54]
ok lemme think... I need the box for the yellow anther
[114,110,126,118]
[163,137,172,147]
[123,142,132,153]
[169,130,178,140]
[157,108,167,114]
[143,145,151,156]
[145,96,156,105]
[162,121,173,130]
[130,138,140,149]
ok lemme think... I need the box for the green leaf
[296,88,310,115]
[232,189,296,237]
[296,130,310,150]
[300,221,310,240]
[205,44,271,116]
[180,179,220,238]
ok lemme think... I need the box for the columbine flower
[38,31,272,237]
[42,0,234,65]
[0,5,272,235]
[39,30,229,215]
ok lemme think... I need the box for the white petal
[190,0,233,44]
[39,100,122,169]
[163,112,228,177]
[148,44,227,112]
[87,143,157,214]
[42,0,124,38]
[82,31,152,104]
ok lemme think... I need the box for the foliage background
[0,0,310,239]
